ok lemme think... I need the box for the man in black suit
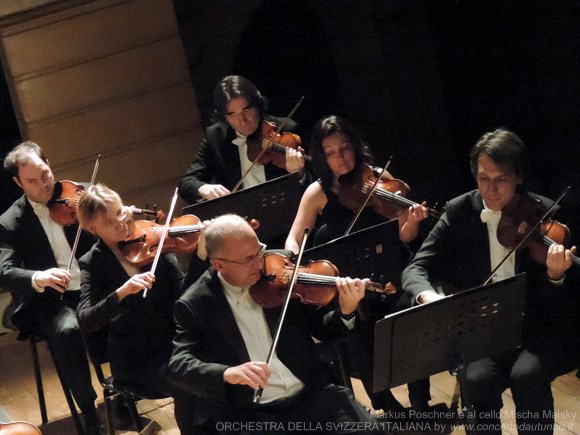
[178,75,307,203]
[402,129,579,434]
[169,214,380,434]
[0,142,102,434]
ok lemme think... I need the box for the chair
[83,330,168,435]
[17,331,85,435]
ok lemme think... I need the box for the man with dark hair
[402,129,579,434]
[0,141,102,434]
[179,75,307,203]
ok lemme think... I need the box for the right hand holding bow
[116,271,155,301]
[34,268,71,293]
[223,361,271,389]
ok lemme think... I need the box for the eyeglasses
[213,243,267,267]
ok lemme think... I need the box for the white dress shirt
[480,201,515,282]
[219,273,304,403]
[232,133,267,189]
[29,199,81,291]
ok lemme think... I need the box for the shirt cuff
[547,274,565,285]
[415,289,437,305]
[32,272,44,293]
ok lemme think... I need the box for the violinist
[178,75,309,202]
[285,115,430,252]
[168,214,380,433]
[0,142,102,435]
[75,184,197,434]
[284,116,432,420]
[402,128,580,434]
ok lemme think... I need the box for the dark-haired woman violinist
[285,115,433,419]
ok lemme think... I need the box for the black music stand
[182,173,301,245]
[373,273,526,432]
[303,220,401,283]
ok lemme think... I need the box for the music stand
[373,273,526,431]
[183,172,301,244]
[303,220,401,283]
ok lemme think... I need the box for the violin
[47,180,84,226]
[120,215,260,267]
[246,120,310,169]
[497,193,579,267]
[338,165,441,220]
[0,421,42,435]
[249,252,397,308]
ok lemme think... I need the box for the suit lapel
[207,276,251,363]
[21,198,57,266]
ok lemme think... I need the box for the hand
[335,277,366,316]
[195,220,212,261]
[116,272,155,300]
[407,202,429,225]
[198,184,230,200]
[285,147,305,174]
[223,361,271,389]
[35,268,71,293]
[417,290,444,304]
[546,243,575,281]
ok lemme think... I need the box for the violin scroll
[47,180,84,226]
[247,121,307,169]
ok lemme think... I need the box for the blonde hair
[77,183,122,229]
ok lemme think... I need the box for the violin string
[297,272,387,291]
[536,233,580,265]
[160,224,202,235]
[297,272,336,285]
[359,183,441,218]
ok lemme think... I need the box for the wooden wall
[0,0,201,211]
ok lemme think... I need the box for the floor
[0,330,578,434]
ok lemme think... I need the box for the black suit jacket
[402,189,580,351]
[0,194,95,332]
[77,240,184,377]
[178,115,304,203]
[169,268,350,420]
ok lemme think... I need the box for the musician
[75,184,196,434]
[402,128,580,434]
[168,214,380,433]
[0,142,102,435]
[284,115,432,417]
[179,75,307,202]
[285,115,429,252]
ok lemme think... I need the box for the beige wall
[0,0,201,212]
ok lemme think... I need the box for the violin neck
[362,184,441,218]
[537,233,580,268]
[297,273,394,294]
[260,139,312,162]
[167,224,202,237]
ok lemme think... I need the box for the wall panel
[0,0,201,208]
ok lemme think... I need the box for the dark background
[2,0,579,240]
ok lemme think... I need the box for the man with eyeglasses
[169,214,380,434]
